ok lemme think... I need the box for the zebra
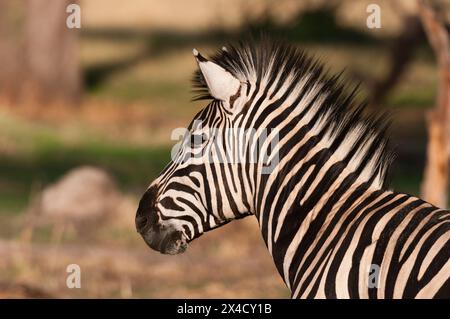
[135,38,450,299]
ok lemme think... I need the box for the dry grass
[0,98,188,148]
[0,215,288,298]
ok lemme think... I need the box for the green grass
[0,191,28,214]
[0,143,171,211]
[0,111,173,214]
[390,171,423,196]
[388,87,436,108]
[91,79,196,116]
[0,139,429,216]
[96,80,187,102]
[4,143,169,186]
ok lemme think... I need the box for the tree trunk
[0,0,82,106]
[372,16,423,106]
[24,0,81,105]
[0,0,25,103]
[418,0,450,208]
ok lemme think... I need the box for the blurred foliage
[0,1,448,298]
[0,2,444,214]
[244,6,375,44]
[0,143,171,213]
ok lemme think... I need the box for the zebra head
[136,46,257,254]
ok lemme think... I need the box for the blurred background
[0,0,449,298]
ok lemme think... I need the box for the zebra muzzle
[141,227,188,255]
[136,186,188,255]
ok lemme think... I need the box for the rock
[30,166,122,225]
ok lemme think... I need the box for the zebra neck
[256,175,387,288]
[251,126,386,289]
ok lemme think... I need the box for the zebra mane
[192,37,395,188]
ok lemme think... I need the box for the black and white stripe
[137,38,450,298]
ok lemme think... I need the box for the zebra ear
[193,49,240,101]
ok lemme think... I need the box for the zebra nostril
[135,215,148,233]
[136,185,159,233]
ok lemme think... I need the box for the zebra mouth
[141,228,188,255]
[162,235,188,255]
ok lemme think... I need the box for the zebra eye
[190,133,207,147]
